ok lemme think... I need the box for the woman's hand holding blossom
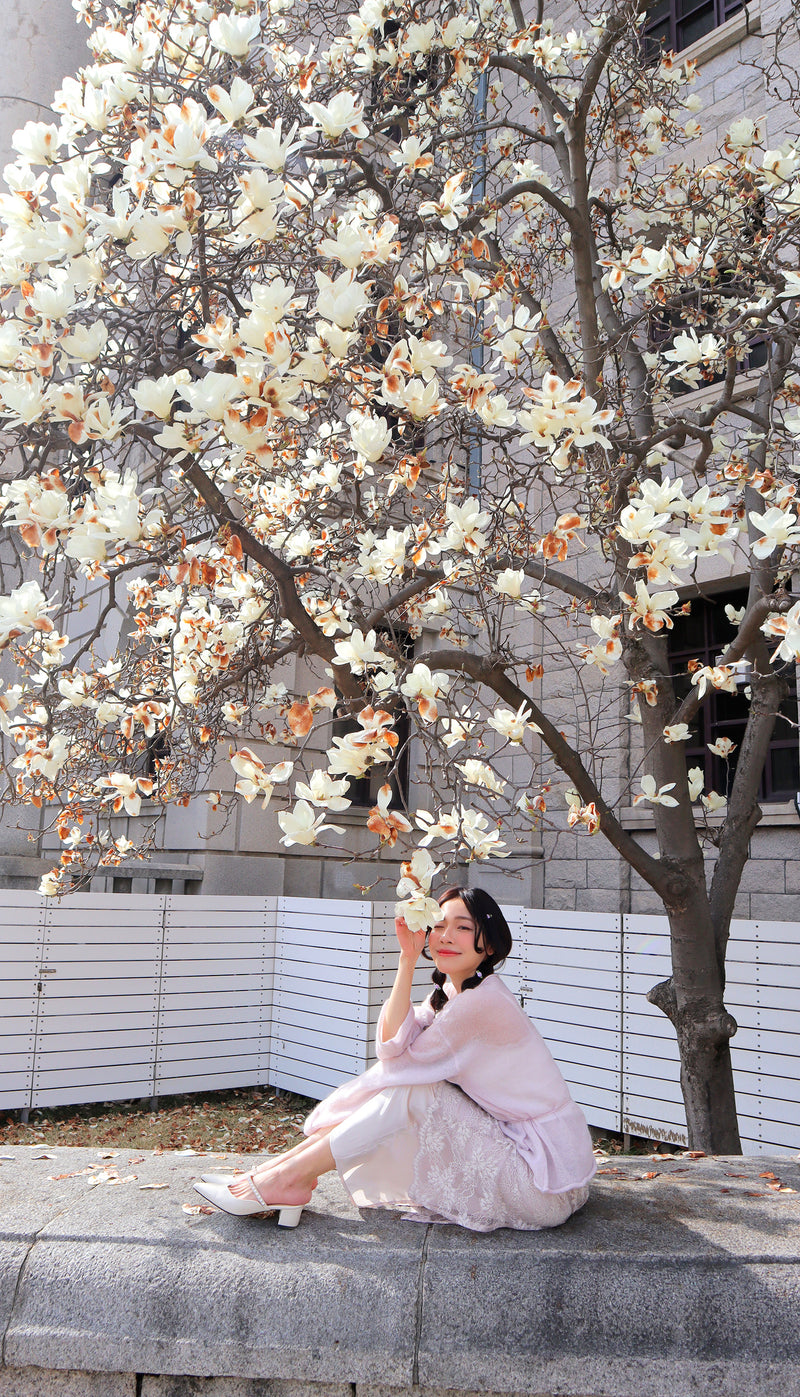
[395,915,427,964]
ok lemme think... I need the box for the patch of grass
[0,1086,316,1154]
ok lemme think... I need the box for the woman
[193,886,596,1230]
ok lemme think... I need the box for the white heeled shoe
[192,1177,304,1228]
[200,1172,237,1185]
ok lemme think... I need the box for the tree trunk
[649,889,742,1153]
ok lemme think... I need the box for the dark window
[332,630,413,809]
[650,270,769,396]
[369,19,442,141]
[641,0,743,58]
[668,589,799,801]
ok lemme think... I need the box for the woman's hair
[423,885,513,1013]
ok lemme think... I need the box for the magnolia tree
[2,0,800,1149]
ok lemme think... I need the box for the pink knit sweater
[304,974,597,1195]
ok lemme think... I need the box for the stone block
[736,859,785,893]
[282,855,324,900]
[198,853,285,898]
[575,889,623,913]
[630,891,664,915]
[0,1371,135,1397]
[4,1167,424,1387]
[750,893,800,921]
[544,860,586,890]
[141,1382,351,1397]
[321,859,400,901]
[784,860,800,894]
[750,828,800,861]
[542,889,576,911]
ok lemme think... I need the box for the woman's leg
[229,1128,336,1204]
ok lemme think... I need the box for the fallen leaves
[182,1203,214,1216]
[139,1182,169,1190]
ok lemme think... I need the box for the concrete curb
[1,1149,799,1396]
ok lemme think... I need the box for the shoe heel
[277,1205,303,1228]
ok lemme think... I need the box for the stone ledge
[1,1149,800,1397]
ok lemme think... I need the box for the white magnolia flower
[278,799,344,846]
[762,600,800,662]
[632,775,679,807]
[347,409,393,462]
[208,78,258,126]
[314,270,371,328]
[0,580,55,648]
[294,770,351,811]
[663,723,692,743]
[455,759,506,795]
[332,628,390,674]
[493,568,526,599]
[748,506,800,557]
[708,737,736,758]
[701,790,727,813]
[487,703,541,743]
[400,663,450,721]
[208,11,262,57]
[460,809,509,860]
[688,767,705,802]
[302,92,368,140]
[444,498,490,554]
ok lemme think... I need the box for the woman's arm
[380,916,427,1043]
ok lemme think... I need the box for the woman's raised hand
[395,914,427,963]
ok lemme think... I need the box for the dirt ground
[0,1085,666,1156]
[0,1086,313,1154]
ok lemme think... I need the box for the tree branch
[422,647,668,892]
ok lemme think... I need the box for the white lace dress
[305,976,596,1233]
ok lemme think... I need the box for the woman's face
[429,897,490,992]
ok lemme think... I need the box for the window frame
[641,0,744,58]
[667,588,800,803]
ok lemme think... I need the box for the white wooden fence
[1,892,798,1157]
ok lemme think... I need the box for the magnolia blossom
[294,770,351,810]
[230,750,293,808]
[691,665,738,699]
[96,772,154,817]
[366,784,413,847]
[278,799,344,846]
[748,507,800,557]
[416,807,461,845]
[444,498,490,554]
[400,663,450,721]
[208,11,262,57]
[418,171,471,230]
[663,723,692,743]
[493,568,526,598]
[0,580,55,647]
[708,737,736,758]
[459,810,509,860]
[487,703,541,743]
[567,800,601,834]
[395,848,444,933]
[701,791,727,813]
[332,628,391,674]
[302,92,368,139]
[620,581,679,632]
[762,601,800,662]
[455,759,506,794]
[347,408,392,462]
[633,775,679,807]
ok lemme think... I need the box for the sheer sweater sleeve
[375,994,436,1059]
